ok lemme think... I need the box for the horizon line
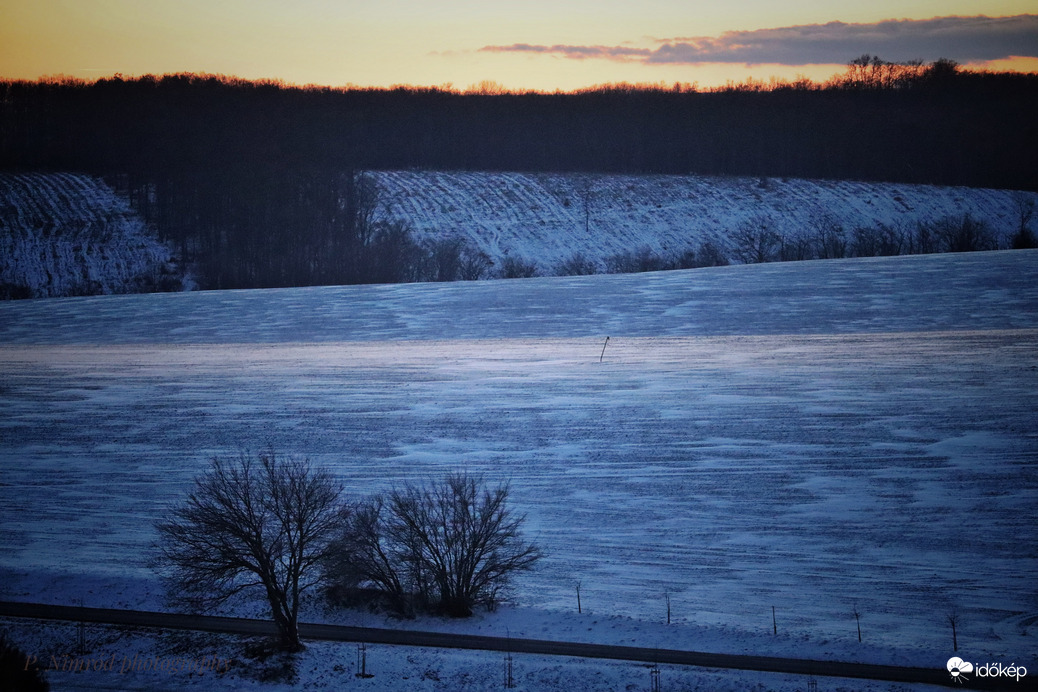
[7,60,1038,96]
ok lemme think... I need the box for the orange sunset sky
[2,0,1036,91]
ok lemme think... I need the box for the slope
[0,173,179,298]
[375,171,1036,272]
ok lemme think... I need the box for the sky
[1,0,1037,91]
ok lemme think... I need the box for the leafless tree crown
[155,452,343,650]
[327,472,541,617]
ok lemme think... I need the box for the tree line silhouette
[1,58,1035,289]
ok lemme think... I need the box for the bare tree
[498,256,539,279]
[465,80,508,95]
[423,236,491,282]
[323,495,414,613]
[155,452,343,651]
[846,54,881,89]
[344,172,384,251]
[458,246,492,281]
[391,473,542,616]
[852,602,863,642]
[694,241,730,267]
[578,176,598,236]
[840,54,926,90]
[605,246,669,273]
[326,472,542,617]
[926,214,995,253]
[907,219,939,255]
[947,609,962,652]
[1012,193,1037,249]
[778,231,815,261]
[849,222,907,257]
[554,252,599,276]
[812,215,847,259]
[367,220,426,284]
[730,217,781,264]
[425,237,467,282]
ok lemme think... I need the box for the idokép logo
[947,657,974,682]
[947,657,1028,684]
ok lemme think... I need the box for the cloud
[481,15,1038,66]
[479,43,650,61]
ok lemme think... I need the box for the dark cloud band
[480,43,650,60]
[480,15,1038,66]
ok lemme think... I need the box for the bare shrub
[694,241,730,267]
[605,246,669,273]
[730,217,781,264]
[498,256,539,279]
[554,252,599,276]
[325,473,541,618]
[813,216,848,259]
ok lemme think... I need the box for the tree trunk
[266,588,302,651]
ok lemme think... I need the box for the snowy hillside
[3,170,1034,297]
[375,170,1036,271]
[0,173,179,298]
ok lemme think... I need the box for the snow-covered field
[375,170,1036,271]
[0,173,176,298]
[1,251,1036,690]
